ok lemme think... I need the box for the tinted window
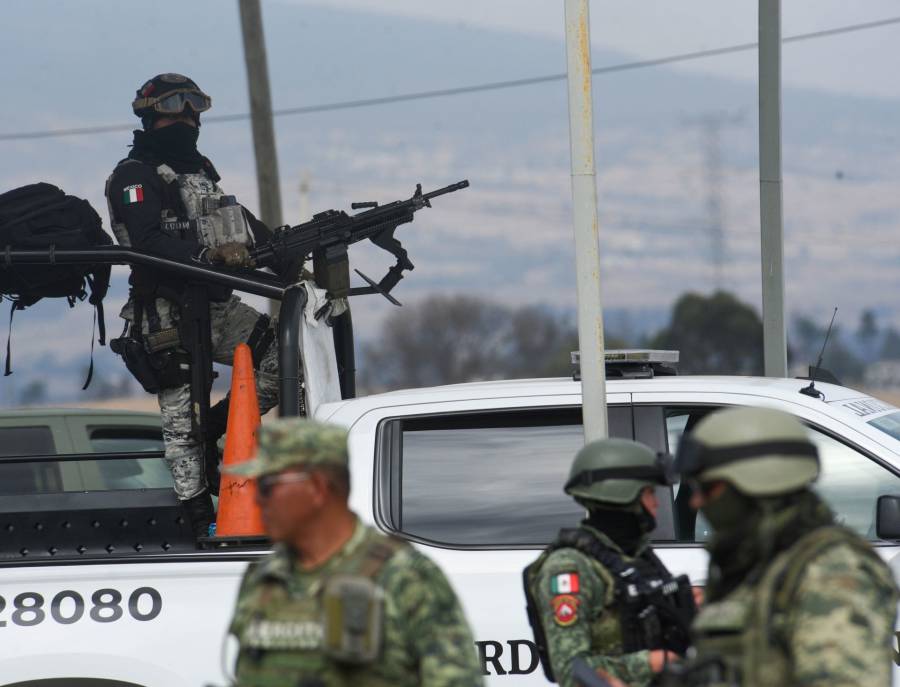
[0,426,61,494]
[662,406,900,541]
[384,407,632,547]
[85,427,171,491]
[0,426,55,456]
[89,427,164,453]
[810,429,900,538]
[869,412,900,442]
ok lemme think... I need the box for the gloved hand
[205,242,255,268]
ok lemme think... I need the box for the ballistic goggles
[675,435,818,479]
[564,452,676,492]
[133,89,212,116]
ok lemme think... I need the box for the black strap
[81,307,97,390]
[565,465,670,491]
[4,302,17,377]
[677,436,818,476]
[145,297,163,334]
[245,314,274,369]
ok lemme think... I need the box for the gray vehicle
[0,408,168,494]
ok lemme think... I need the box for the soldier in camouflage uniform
[669,406,899,686]
[523,439,696,687]
[105,74,285,536]
[226,418,484,687]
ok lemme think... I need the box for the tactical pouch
[145,327,180,353]
[321,574,384,665]
[110,336,191,394]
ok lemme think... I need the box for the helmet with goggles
[675,406,819,497]
[132,73,211,128]
[564,438,674,506]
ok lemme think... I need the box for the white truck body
[1,377,899,686]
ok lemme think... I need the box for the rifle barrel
[422,179,469,201]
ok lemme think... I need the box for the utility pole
[759,0,788,377]
[238,0,283,314]
[564,0,608,441]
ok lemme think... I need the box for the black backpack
[0,183,113,383]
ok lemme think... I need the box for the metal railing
[2,246,307,417]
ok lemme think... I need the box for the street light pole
[564,0,608,441]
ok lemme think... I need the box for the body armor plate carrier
[524,527,696,682]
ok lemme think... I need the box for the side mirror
[876,495,900,540]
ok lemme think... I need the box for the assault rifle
[250,180,469,304]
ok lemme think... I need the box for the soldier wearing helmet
[669,406,898,686]
[523,439,697,687]
[105,73,288,537]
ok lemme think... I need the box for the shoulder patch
[551,594,579,626]
[550,571,580,594]
[122,184,144,204]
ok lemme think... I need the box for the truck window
[378,406,633,547]
[0,426,60,494]
[661,406,900,541]
[85,427,171,491]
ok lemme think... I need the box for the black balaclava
[584,498,656,556]
[130,120,204,173]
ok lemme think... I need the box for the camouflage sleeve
[787,542,899,686]
[381,548,484,687]
[534,550,653,687]
[228,560,264,639]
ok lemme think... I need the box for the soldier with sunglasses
[667,406,898,686]
[225,418,483,687]
[105,73,285,538]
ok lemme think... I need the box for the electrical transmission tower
[684,111,743,290]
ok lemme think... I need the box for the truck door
[362,394,632,684]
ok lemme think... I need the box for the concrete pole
[238,0,284,314]
[758,0,788,377]
[564,0,608,441]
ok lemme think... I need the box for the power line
[2,15,899,143]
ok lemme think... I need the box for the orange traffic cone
[215,343,265,536]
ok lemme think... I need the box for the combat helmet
[132,73,211,128]
[564,438,674,506]
[675,406,819,497]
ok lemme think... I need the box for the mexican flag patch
[551,572,580,594]
[123,184,144,204]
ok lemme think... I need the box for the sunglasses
[256,472,310,499]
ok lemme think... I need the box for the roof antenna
[799,307,838,400]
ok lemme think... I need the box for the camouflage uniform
[529,524,654,687]
[225,419,484,687]
[671,406,899,686]
[523,439,692,687]
[683,495,898,686]
[107,139,282,502]
[119,295,280,499]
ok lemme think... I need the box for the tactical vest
[524,527,695,682]
[104,161,253,250]
[234,530,410,687]
[682,525,895,686]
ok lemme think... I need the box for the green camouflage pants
[121,295,281,500]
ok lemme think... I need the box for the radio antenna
[799,307,838,400]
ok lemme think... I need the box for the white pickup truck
[2,372,900,686]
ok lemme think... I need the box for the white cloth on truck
[299,280,342,417]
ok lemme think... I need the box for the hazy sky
[292,0,900,100]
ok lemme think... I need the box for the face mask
[636,503,657,534]
[147,121,200,153]
[700,485,751,534]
